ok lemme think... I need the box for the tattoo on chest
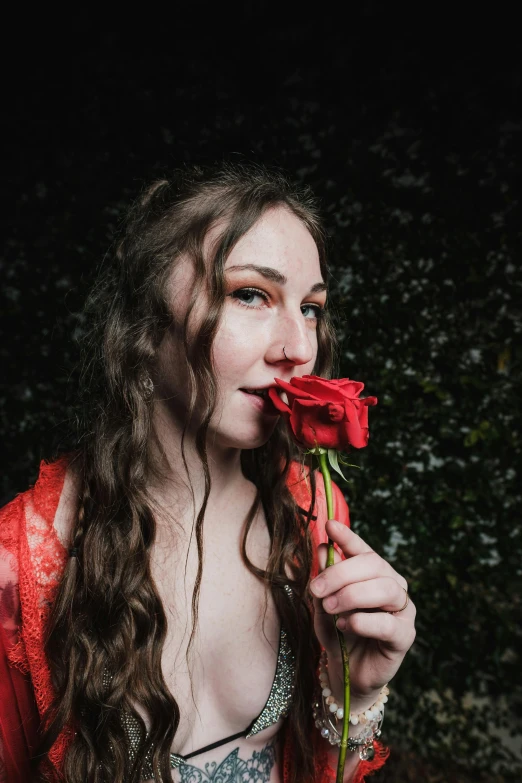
[178,742,276,782]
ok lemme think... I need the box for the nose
[267,312,315,367]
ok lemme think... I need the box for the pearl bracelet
[319,650,389,724]
[312,650,388,760]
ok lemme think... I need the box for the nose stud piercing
[283,346,289,360]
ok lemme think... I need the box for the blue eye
[231,288,268,307]
[229,287,325,320]
[301,304,325,320]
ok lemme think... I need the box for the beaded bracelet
[312,650,388,761]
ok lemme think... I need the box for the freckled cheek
[212,324,260,383]
[218,307,269,349]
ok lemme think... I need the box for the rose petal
[327,403,345,422]
[267,386,292,414]
[274,377,318,401]
[286,376,346,403]
[289,399,346,449]
[341,399,368,448]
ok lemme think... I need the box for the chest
[147,515,285,756]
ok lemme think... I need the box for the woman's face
[156,206,327,451]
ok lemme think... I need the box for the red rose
[268,375,378,450]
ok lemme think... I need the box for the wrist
[347,691,386,721]
[325,655,384,717]
[317,650,388,748]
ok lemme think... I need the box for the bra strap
[173,726,251,762]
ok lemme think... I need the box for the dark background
[1,6,521,780]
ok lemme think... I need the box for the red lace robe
[0,457,388,782]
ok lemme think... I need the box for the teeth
[244,389,267,397]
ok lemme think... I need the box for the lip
[240,384,277,392]
[240,388,279,415]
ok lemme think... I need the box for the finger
[312,544,342,624]
[320,577,410,615]
[324,518,374,558]
[310,552,408,598]
[316,541,343,575]
[336,610,417,653]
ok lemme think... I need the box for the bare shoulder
[53,462,81,548]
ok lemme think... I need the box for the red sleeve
[285,460,350,563]
[285,463,390,780]
[0,624,40,783]
[331,480,350,528]
[309,473,350,580]
[0,496,40,783]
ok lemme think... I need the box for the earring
[283,346,289,360]
[140,372,154,400]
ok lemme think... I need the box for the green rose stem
[317,450,351,783]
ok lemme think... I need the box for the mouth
[240,388,270,399]
[239,386,281,416]
[239,386,289,411]
[239,386,288,405]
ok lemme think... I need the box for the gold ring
[391,586,409,615]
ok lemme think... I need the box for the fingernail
[310,578,325,596]
[329,519,343,529]
[324,595,338,611]
[337,618,346,631]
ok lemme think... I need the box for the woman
[0,162,416,782]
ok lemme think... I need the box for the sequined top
[118,584,296,780]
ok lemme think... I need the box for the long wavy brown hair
[38,162,338,783]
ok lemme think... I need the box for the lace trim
[1,458,72,779]
[0,497,24,668]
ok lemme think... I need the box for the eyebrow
[226,263,327,294]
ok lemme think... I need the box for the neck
[149,401,254,537]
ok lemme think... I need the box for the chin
[215,421,279,451]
